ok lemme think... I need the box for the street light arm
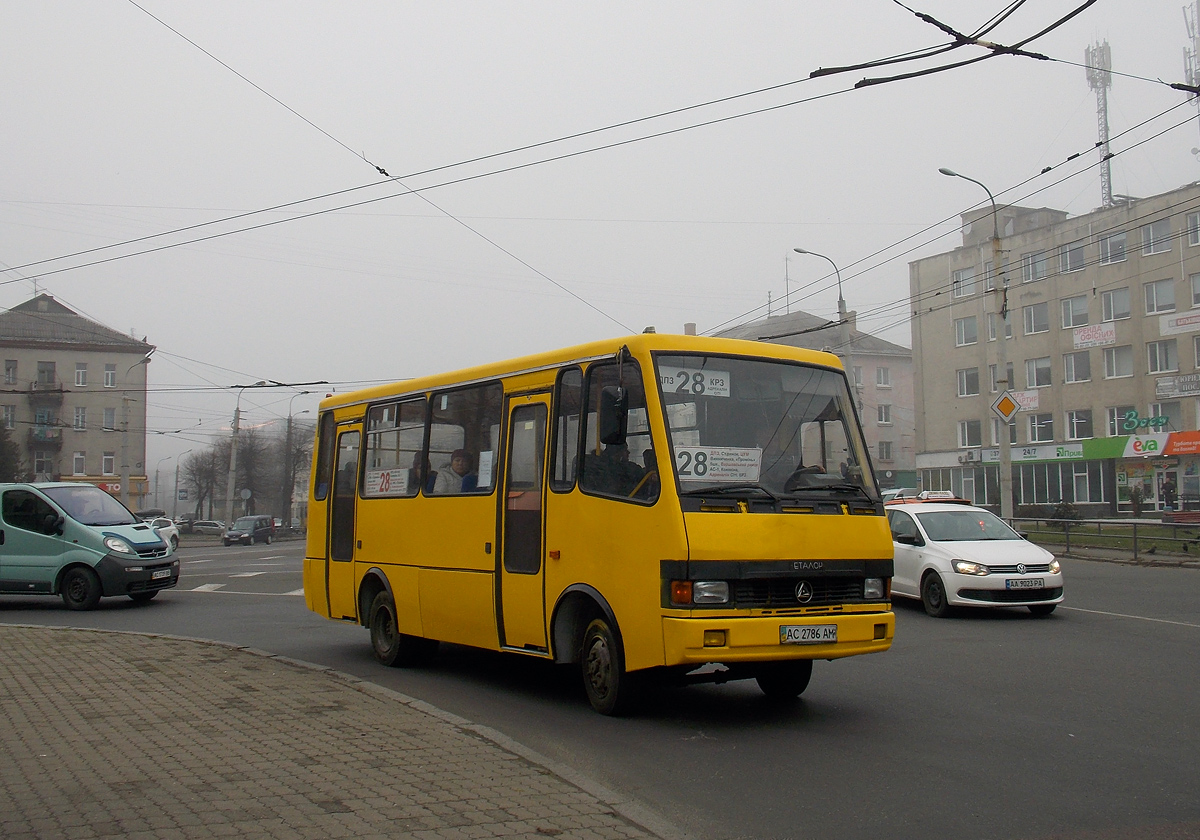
[939,167,999,240]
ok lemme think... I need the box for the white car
[885,500,1063,617]
[144,516,180,551]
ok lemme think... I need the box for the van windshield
[43,486,139,526]
[234,516,260,529]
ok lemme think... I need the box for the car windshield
[233,517,258,529]
[655,353,878,500]
[916,509,1020,542]
[42,485,139,526]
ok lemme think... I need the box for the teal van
[0,482,179,610]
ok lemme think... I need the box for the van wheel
[130,591,158,604]
[581,618,640,715]
[170,536,179,551]
[756,659,814,700]
[265,535,272,545]
[369,591,437,667]
[61,567,102,611]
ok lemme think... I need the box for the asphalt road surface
[3,540,1197,840]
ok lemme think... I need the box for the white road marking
[174,588,303,597]
[190,583,225,592]
[1061,605,1200,629]
[231,572,266,578]
[284,588,305,596]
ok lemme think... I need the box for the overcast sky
[3,1,1197,475]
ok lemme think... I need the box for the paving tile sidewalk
[0,625,676,840]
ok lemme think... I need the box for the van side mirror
[598,385,628,445]
[43,513,65,536]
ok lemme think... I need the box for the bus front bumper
[661,610,894,666]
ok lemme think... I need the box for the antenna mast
[1085,41,1113,208]
[1185,1,1200,144]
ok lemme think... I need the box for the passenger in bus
[433,449,478,494]
[583,442,645,497]
[408,452,437,494]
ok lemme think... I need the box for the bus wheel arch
[550,585,617,665]
[357,569,392,628]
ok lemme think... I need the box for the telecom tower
[1185,1,1200,142]
[1085,40,1113,208]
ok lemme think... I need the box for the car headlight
[863,577,886,599]
[1048,558,1061,574]
[952,559,990,576]
[104,536,134,554]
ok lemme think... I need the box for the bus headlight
[953,560,990,576]
[692,581,729,604]
[863,577,885,599]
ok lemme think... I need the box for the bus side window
[313,412,337,501]
[580,361,658,503]
[550,367,582,492]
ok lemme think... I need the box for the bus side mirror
[598,386,628,445]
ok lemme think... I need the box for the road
[3,540,1197,840]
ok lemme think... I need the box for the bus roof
[318,333,843,413]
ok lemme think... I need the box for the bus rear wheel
[369,591,436,667]
[755,659,813,700]
[581,618,640,716]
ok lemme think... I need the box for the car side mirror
[896,533,922,546]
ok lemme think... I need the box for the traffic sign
[991,391,1020,422]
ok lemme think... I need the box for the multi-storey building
[0,295,154,506]
[718,308,917,488]
[910,182,1200,514]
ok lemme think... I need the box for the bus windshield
[655,354,878,500]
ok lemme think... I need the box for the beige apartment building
[910,182,1200,514]
[718,309,917,489]
[0,295,153,507]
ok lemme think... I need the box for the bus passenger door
[327,429,360,621]
[499,395,549,651]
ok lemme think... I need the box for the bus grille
[732,576,864,608]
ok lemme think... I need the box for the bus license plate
[151,569,171,580]
[780,624,837,645]
[1005,578,1043,590]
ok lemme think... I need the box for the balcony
[29,426,63,449]
[27,380,64,405]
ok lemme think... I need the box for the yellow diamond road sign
[992,391,1020,422]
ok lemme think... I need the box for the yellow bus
[303,334,894,714]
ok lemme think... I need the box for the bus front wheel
[756,659,813,700]
[581,618,639,716]
[369,591,437,667]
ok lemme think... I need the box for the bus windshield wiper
[786,483,869,497]
[679,483,779,501]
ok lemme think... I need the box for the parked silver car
[191,520,225,536]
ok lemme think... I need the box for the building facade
[718,309,917,488]
[909,182,1200,514]
[0,295,154,507]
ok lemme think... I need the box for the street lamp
[118,349,154,507]
[154,455,172,509]
[281,391,310,530]
[172,449,193,520]
[223,381,268,531]
[793,247,858,404]
[939,166,1013,520]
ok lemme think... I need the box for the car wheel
[61,567,102,611]
[129,591,158,604]
[368,591,437,667]
[581,617,641,715]
[265,534,272,545]
[222,539,231,547]
[756,659,814,700]
[921,572,950,618]
[1028,603,1057,616]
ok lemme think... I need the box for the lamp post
[119,349,154,508]
[794,247,859,407]
[172,449,193,520]
[939,167,1013,520]
[223,381,267,531]
[154,456,172,509]
[281,391,310,530]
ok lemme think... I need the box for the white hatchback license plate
[1005,577,1044,589]
[151,569,171,580]
[780,624,837,645]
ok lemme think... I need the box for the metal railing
[1012,516,1200,561]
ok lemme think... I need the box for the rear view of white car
[886,499,1063,617]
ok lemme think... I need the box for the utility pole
[119,395,131,507]
[172,449,191,520]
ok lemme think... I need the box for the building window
[34,451,53,475]
[1023,302,1050,335]
[1194,334,1200,368]
[989,362,1014,393]
[983,260,995,292]
[1025,357,1052,388]
[34,407,52,426]
[1059,239,1086,272]
[957,368,980,397]
[1021,251,1048,283]
[1104,345,1134,378]
[36,361,56,386]
[73,407,86,430]
[1064,351,1091,383]
[1148,339,1178,373]
[876,367,891,387]
[4,360,16,385]
[1189,213,1200,247]
[878,441,893,461]
[1145,279,1176,315]
[1107,406,1135,436]
[102,452,115,475]
[1151,401,1183,431]
[991,417,1017,445]
[1029,413,1054,442]
[1102,287,1131,321]
[1191,273,1200,308]
[952,267,977,298]
[877,404,892,425]
[1141,219,1171,255]
[104,364,116,388]
[986,312,1013,341]
[958,420,982,448]
[73,451,86,476]
[1066,409,1094,440]
[103,407,116,431]
[75,363,88,387]
[852,366,862,388]
[954,316,977,346]
[1,405,13,429]
[1099,231,1127,264]
[1061,295,1089,328]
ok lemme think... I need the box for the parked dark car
[223,515,274,546]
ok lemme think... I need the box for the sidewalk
[0,625,681,840]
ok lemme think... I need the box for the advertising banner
[1072,323,1117,348]
[1159,310,1200,337]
